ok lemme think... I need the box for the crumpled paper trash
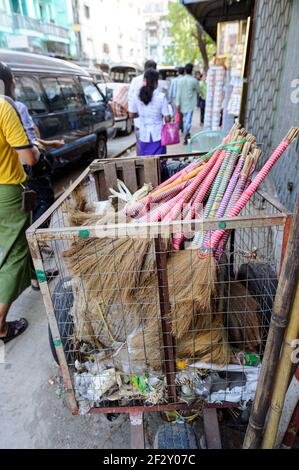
[74,368,121,401]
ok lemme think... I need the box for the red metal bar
[88,401,238,414]
[203,408,222,449]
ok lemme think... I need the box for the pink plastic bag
[161,123,180,146]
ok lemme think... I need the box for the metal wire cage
[26,158,291,421]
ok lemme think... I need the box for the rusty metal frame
[26,234,78,414]
[154,236,177,403]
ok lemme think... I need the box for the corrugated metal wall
[245,0,299,211]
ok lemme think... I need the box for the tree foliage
[165,1,216,70]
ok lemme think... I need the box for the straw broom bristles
[176,318,231,365]
[168,251,218,338]
[227,282,261,349]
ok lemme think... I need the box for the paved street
[53,132,136,198]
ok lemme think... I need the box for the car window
[58,77,84,110]
[42,77,66,112]
[15,76,48,115]
[80,78,104,105]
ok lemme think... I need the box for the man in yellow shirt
[0,95,39,344]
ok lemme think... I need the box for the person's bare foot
[31,279,40,291]
[0,323,8,338]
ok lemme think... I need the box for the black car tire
[237,262,278,349]
[49,277,74,366]
[123,117,133,136]
[96,135,108,159]
[153,423,198,449]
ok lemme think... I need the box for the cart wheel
[237,262,278,351]
[106,413,120,422]
[123,117,133,135]
[237,262,278,320]
[154,423,198,449]
[49,277,74,365]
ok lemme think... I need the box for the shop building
[0,0,78,57]
[143,0,172,65]
[182,0,299,211]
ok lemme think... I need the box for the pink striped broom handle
[172,146,228,249]
[142,146,226,223]
[208,137,293,250]
[216,154,245,218]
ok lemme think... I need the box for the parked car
[83,67,112,96]
[97,63,143,135]
[1,50,115,167]
[109,63,143,84]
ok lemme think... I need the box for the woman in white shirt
[129,69,171,156]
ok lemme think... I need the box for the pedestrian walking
[129,69,171,157]
[169,66,184,131]
[0,94,40,344]
[128,60,169,155]
[198,72,206,126]
[176,63,201,145]
[128,60,157,155]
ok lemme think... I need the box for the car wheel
[124,117,133,135]
[96,135,107,159]
[154,423,198,449]
[49,277,74,366]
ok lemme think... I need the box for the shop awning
[180,0,253,40]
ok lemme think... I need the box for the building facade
[143,0,171,65]
[244,0,299,211]
[0,0,78,57]
[76,0,145,68]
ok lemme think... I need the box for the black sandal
[0,318,29,344]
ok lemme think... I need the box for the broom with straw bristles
[226,282,261,349]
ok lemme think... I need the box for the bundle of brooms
[62,125,299,373]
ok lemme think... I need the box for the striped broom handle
[135,178,194,219]
[202,142,253,252]
[144,141,235,224]
[162,147,230,223]
[141,165,207,223]
[208,129,299,250]
[173,146,228,249]
[131,133,237,219]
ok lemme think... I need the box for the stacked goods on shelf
[227,44,245,116]
[204,65,226,130]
